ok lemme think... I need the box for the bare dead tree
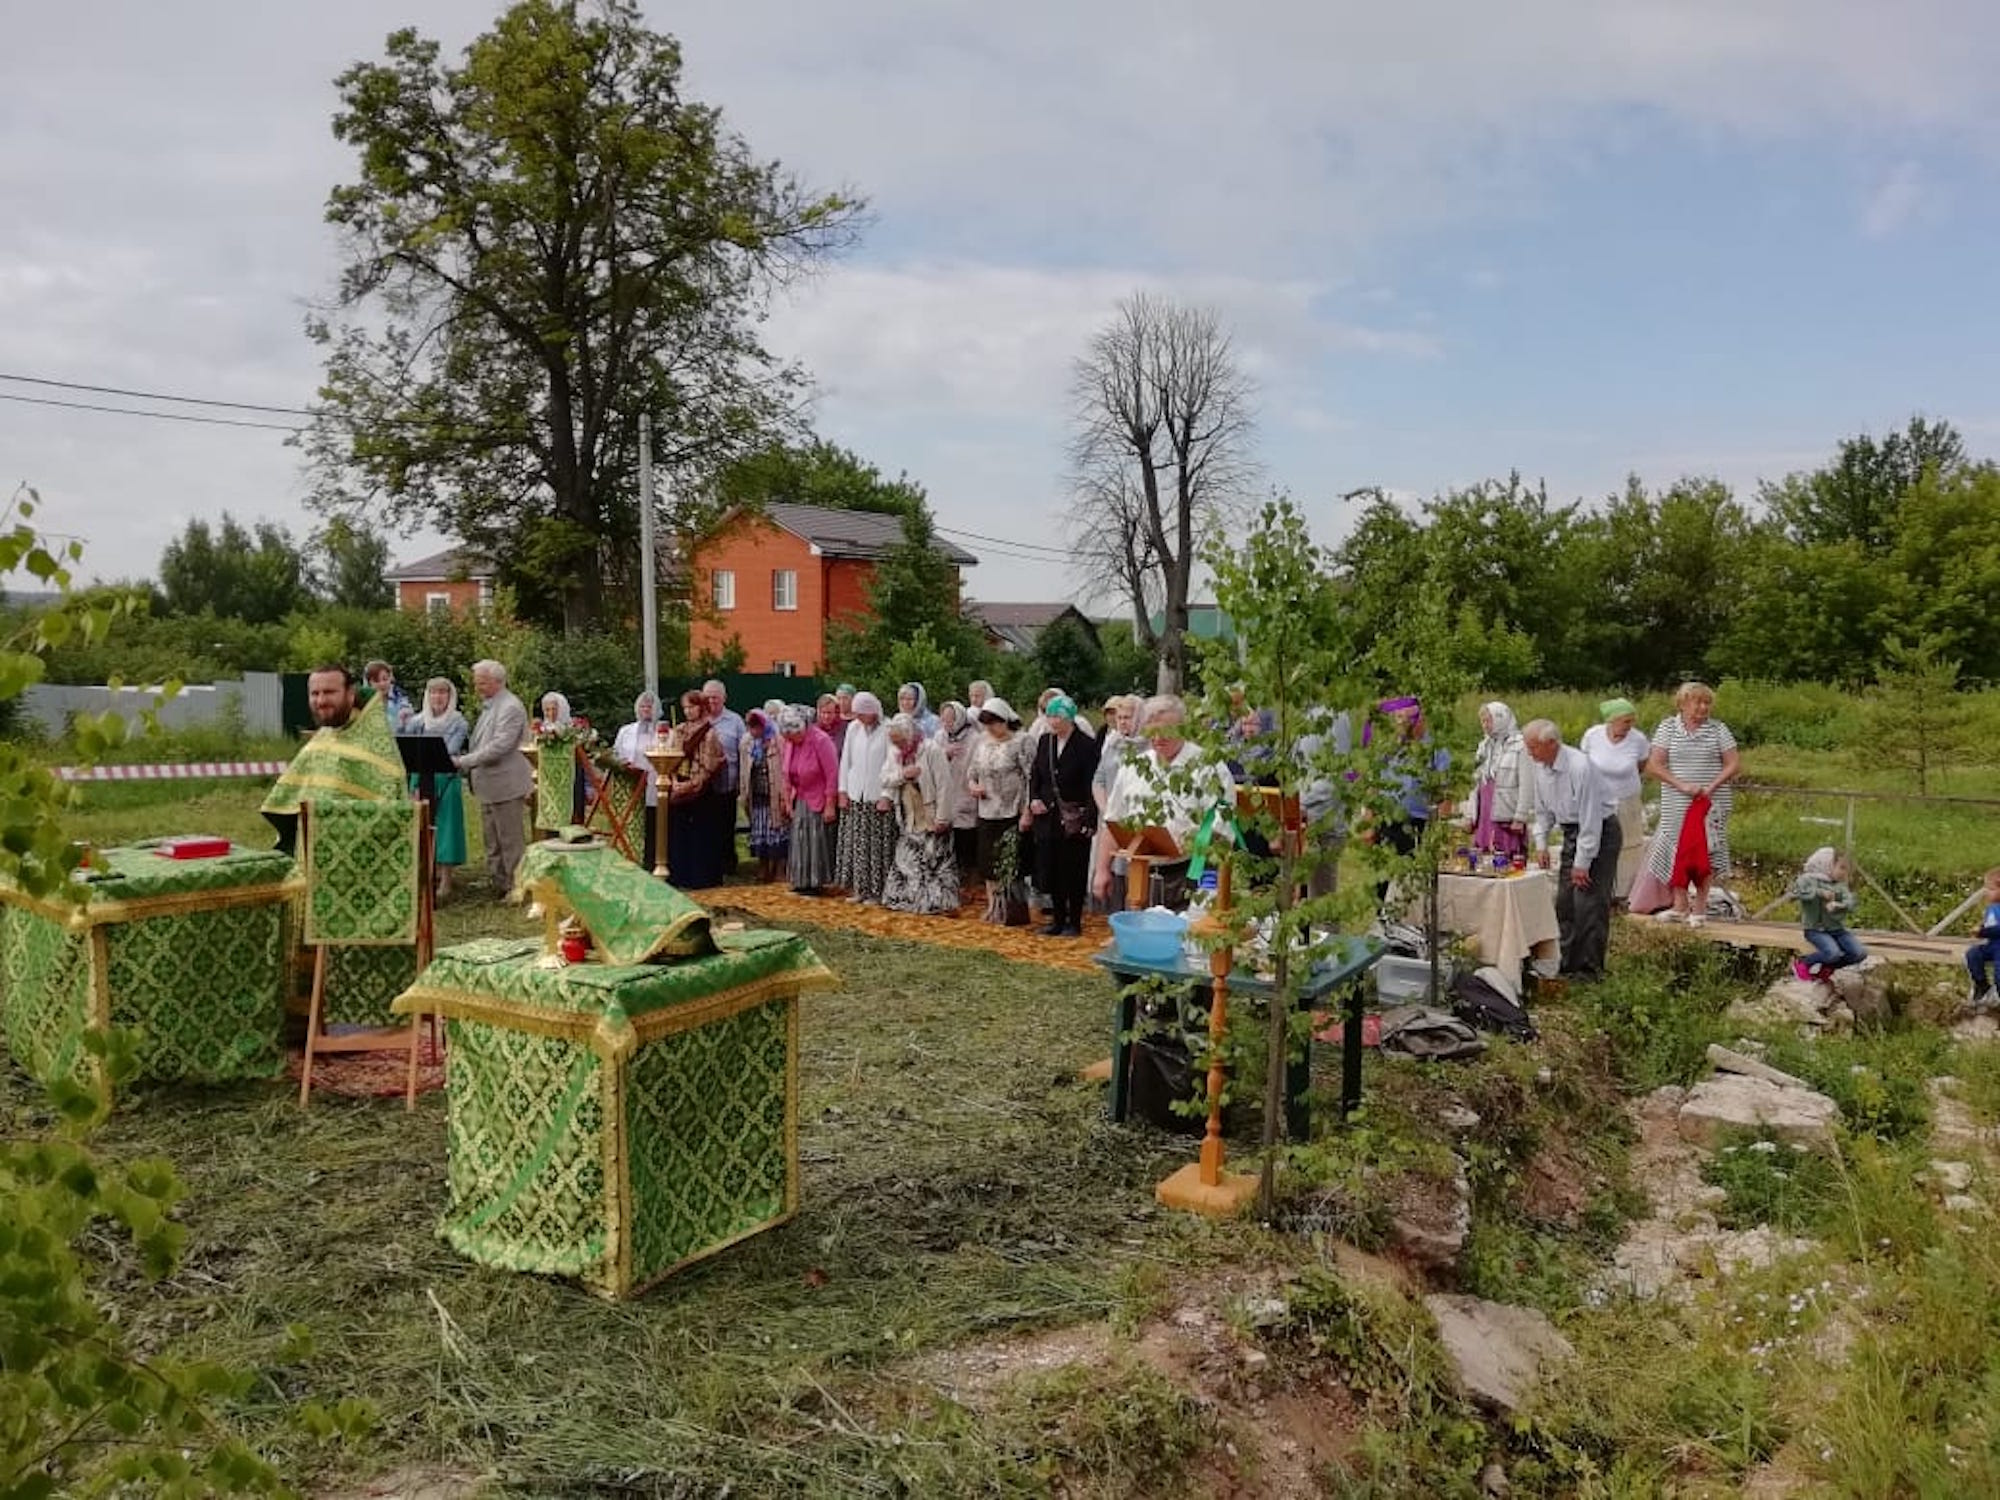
[1065,293,1257,692]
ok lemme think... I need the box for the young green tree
[1141,497,1382,1213]
[1860,634,1973,795]
[0,488,332,1495]
[824,505,991,692]
[1029,615,1109,706]
[304,0,862,631]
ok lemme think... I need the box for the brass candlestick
[641,740,685,880]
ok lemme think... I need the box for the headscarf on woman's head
[886,712,919,748]
[745,708,770,739]
[539,692,572,726]
[1361,694,1422,747]
[1599,696,1636,723]
[417,678,461,731]
[899,682,930,715]
[1045,694,1077,722]
[1803,846,1839,880]
[939,699,969,735]
[851,690,884,722]
[777,705,809,736]
[1482,702,1517,738]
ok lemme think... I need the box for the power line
[0,391,306,433]
[0,372,317,418]
[933,522,1073,558]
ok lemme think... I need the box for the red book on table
[157,837,232,860]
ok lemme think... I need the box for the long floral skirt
[748,795,789,859]
[834,803,897,902]
[882,828,960,915]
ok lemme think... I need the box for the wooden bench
[1626,915,1968,968]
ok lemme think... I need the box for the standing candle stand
[642,737,685,880]
[1154,861,1260,1218]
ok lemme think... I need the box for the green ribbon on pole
[1186,801,1241,884]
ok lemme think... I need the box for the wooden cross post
[1156,859,1259,1218]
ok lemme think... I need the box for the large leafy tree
[157,514,313,625]
[1760,414,1966,554]
[304,0,861,631]
[714,438,925,519]
[311,517,394,610]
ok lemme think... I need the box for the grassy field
[17,754,2000,1495]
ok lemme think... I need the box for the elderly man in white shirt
[1092,694,1235,906]
[1523,718,1622,981]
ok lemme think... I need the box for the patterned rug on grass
[284,1027,447,1099]
[712,884,1111,974]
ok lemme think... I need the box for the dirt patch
[1520,1137,1591,1229]
[906,1277,1364,1498]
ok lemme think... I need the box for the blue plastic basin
[1109,909,1189,964]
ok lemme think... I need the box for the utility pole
[638,413,660,701]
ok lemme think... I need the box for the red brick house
[386,548,496,616]
[686,503,978,675]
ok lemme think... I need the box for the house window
[772,660,797,678]
[772,568,798,611]
[711,569,736,611]
[426,591,452,617]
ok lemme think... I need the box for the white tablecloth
[1413,871,1561,975]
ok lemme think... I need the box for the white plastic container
[1375,953,1452,1005]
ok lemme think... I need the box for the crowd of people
[321,660,2000,1004]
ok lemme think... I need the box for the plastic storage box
[1374,953,1452,1004]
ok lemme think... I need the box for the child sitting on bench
[1788,847,1867,984]
[1966,866,2000,1011]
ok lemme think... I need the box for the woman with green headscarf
[1581,697,1651,903]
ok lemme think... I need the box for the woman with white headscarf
[879,713,959,914]
[936,700,981,874]
[835,690,895,902]
[1468,700,1533,858]
[412,677,470,900]
[897,682,941,741]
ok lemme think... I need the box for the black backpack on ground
[1448,970,1538,1042]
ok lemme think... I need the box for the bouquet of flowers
[533,715,597,751]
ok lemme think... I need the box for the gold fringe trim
[0,877,305,931]
[393,965,835,1060]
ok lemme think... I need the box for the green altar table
[0,843,302,1094]
[394,931,835,1299]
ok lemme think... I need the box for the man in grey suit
[455,659,533,896]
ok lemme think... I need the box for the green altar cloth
[535,742,579,832]
[514,840,712,964]
[0,843,301,1093]
[394,931,835,1298]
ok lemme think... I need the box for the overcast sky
[5,1,1999,605]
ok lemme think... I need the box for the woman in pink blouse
[779,705,840,895]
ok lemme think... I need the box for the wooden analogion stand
[1154,860,1260,1218]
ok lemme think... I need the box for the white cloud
[1,0,1996,596]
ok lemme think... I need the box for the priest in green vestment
[262,665,406,854]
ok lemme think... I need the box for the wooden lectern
[1105,821,1185,909]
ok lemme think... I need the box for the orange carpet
[712,884,1112,973]
[285,1029,448,1100]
